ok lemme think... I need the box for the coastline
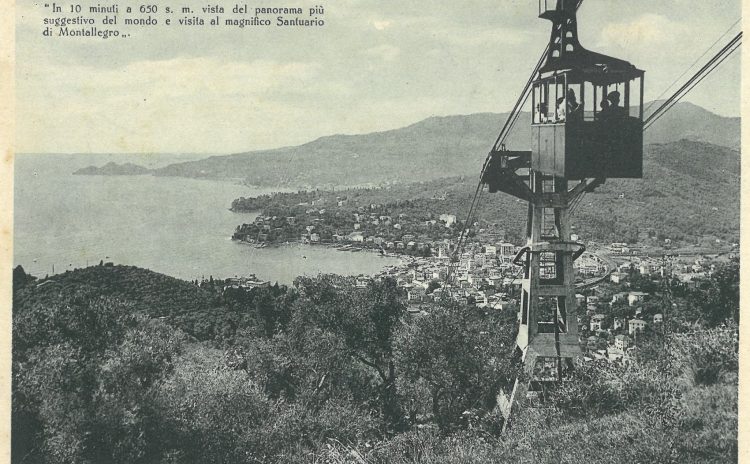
[233,236,404,259]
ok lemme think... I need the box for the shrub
[671,324,738,386]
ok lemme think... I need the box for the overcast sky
[16,0,742,154]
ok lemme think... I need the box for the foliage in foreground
[12,265,738,463]
[335,324,738,464]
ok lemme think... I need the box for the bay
[13,154,400,284]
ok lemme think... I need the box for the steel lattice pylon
[479,0,644,428]
[482,152,595,427]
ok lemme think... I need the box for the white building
[498,242,515,259]
[439,214,457,227]
[347,232,364,242]
[629,319,647,335]
[614,334,630,351]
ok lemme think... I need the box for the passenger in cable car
[599,90,627,119]
[566,88,582,120]
[536,102,549,123]
[598,97,610,116]
[554,88,582,122]
[556,97,566,121]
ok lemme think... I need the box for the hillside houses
[575,251,605,276]
[609,290,649,307]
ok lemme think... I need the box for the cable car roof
[536,0,643,85]
[537,51,644,85]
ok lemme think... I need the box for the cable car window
[630,76,643,119]
[533,81,548,124]
[554,78,565,122]
[565,82,583,121]
[583,81,596,121]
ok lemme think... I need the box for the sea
[13,153,401,284]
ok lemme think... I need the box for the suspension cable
[443,3,737,291]
[644,18,741,115]
[569,190,586,215]
[645,32,741,131]
[447,0,587,284]
[567,29,741,229]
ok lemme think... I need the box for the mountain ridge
[74,101,739,188]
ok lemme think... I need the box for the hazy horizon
[16,0,741,154]
[15,99,740,156]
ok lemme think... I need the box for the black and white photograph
[8,0,743,462]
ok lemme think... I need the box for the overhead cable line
[644,18,741,115]
[450,5,740,285]
[645,31,741,131]
[447,0,585,284]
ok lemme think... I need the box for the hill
[642,101,740,149]
[14,265,219,317]
[569,139,740,243]
[151,112,516,187]
[230,139,739,245]
[144,102,738,188]
[12,265,237,340]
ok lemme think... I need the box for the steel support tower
[481,0,644,427]
[482,152,595,424]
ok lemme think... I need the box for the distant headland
[73,161,152,176]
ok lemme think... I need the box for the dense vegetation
[12,261,738,463]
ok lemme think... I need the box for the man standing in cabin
[600,90,627,119]
[566,88,583,120]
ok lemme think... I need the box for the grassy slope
[570,139,740,243]
[357,389,736,464]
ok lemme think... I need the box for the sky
[15,0,743,154]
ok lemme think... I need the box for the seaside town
[228,194,738,362]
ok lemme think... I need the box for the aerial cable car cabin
[532,0,644,179]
